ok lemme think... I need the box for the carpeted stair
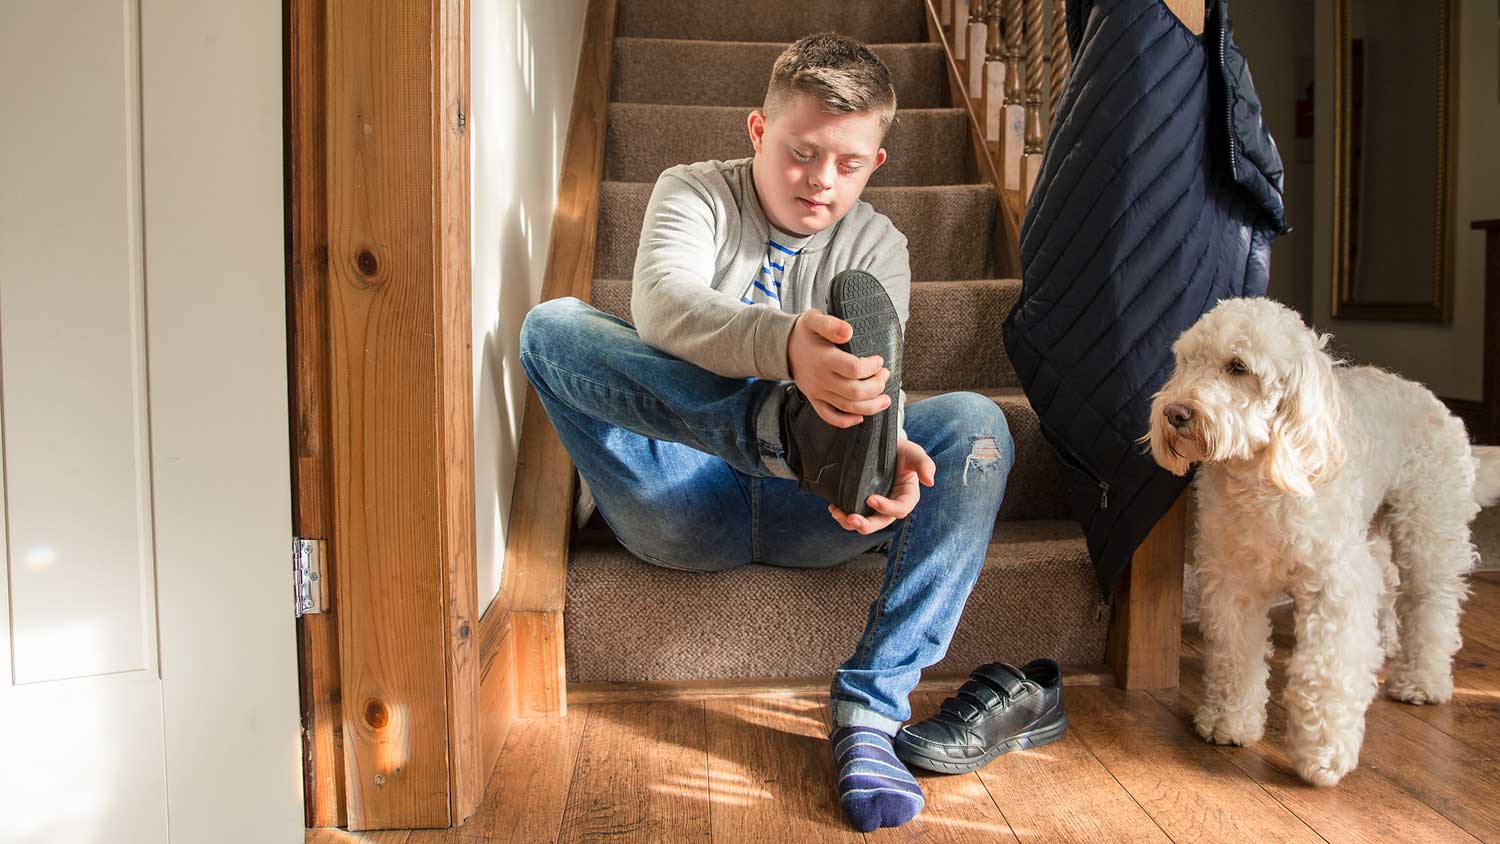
[565,0,1109,685]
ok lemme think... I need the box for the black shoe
[893,660,1068,774]
[780,269,904,517]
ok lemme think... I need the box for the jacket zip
[1040,420,1112,511]
[1217,1,1238,180]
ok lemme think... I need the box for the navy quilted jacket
[1003,0,1286,595]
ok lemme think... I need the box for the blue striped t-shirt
[741,232,812,309]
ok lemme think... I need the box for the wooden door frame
[286,0,480,829]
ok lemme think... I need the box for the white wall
[472,0,590,611]
[1231,0,1316,318]
[1311,0,1498,400]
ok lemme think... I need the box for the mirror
[1331,0,1458,322]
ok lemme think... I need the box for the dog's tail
[1476,446,1500,508]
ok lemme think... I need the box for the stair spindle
[1000,0,1026,193]
[1022,95,1045,199]
[966,0,989,98]
[982,3,1007,163]
[1022,0,1045,199]
[942,0,955,32]
[1048,0,1069,129]
[953,0,971,61]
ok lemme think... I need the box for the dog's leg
[1384,523,1474,705]
[1380,434,1480,705]
[1370,528,1402,663]
[1194,566,1275,747]
[1283,547,1384,787]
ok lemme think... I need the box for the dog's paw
[1292,744,1358,787]
[1385,672,1453,705]
[1295,759,1353,787]
[1194,706,1264,747]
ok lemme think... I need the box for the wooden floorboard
[406,706,592,843]
[1154,643,1482,844]
[312,572,1500,843]
[1398,635,1500,761]
[962,692,1172,844]
[1065,686,1327,844]
[558,701,713,843]
[700,696,860,844]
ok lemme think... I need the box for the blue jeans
[519,297,1014,732]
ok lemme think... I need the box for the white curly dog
[1145,297,1500,787]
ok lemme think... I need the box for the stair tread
[575,517,1085,564]
[604,104,976,186]
[565,518,1106,683]
[587,276,1022,388]
[607,102,968,118]
[614,36,946,48]
[615,0,929,43]
[596,182,1002,281]
[613,39,948,109]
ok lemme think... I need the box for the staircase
[558,0,1111,686]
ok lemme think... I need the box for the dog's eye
[1224,358,1248,375]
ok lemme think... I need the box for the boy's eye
[792,148,813,161]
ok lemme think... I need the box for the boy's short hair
[763,33,898,136]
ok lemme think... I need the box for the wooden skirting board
[477,606,518,782]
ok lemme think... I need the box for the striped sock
[831,726,925,832]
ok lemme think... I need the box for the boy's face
[747,92,888,237]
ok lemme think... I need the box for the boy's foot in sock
[831,725,925,832]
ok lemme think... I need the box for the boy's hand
[787,307,891,428]
[828,437,936,534]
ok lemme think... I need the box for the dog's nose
[1165,403,1194,429]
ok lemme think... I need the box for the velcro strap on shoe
[939,698,983,722]
[969,662,1028,701]
[954,683,1004,712]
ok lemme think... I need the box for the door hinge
[294,538,329,618]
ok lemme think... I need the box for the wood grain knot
[356,249,379,277]
[364,698,389,729]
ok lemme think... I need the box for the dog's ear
[1264,332,1345,496]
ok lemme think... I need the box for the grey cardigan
[631,157,911,388]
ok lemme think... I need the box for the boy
[519,33,1013,831]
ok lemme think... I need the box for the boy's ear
[747,109,766,153]
[872,148,887,171]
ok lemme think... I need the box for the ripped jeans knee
[962,433,1007,485]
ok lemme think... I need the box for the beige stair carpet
[563,0,1109,684]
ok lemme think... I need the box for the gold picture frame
[1330,0,1459,323]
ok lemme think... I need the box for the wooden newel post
[1106,497,1187,689]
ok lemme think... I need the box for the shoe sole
[894,709,1069,775]
[827,270,903,517]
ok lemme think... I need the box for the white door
[0,2,303,843]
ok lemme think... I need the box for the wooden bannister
[940,0,1071,216]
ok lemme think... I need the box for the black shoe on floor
[780,269,904,518]
[893,659,1068,774]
